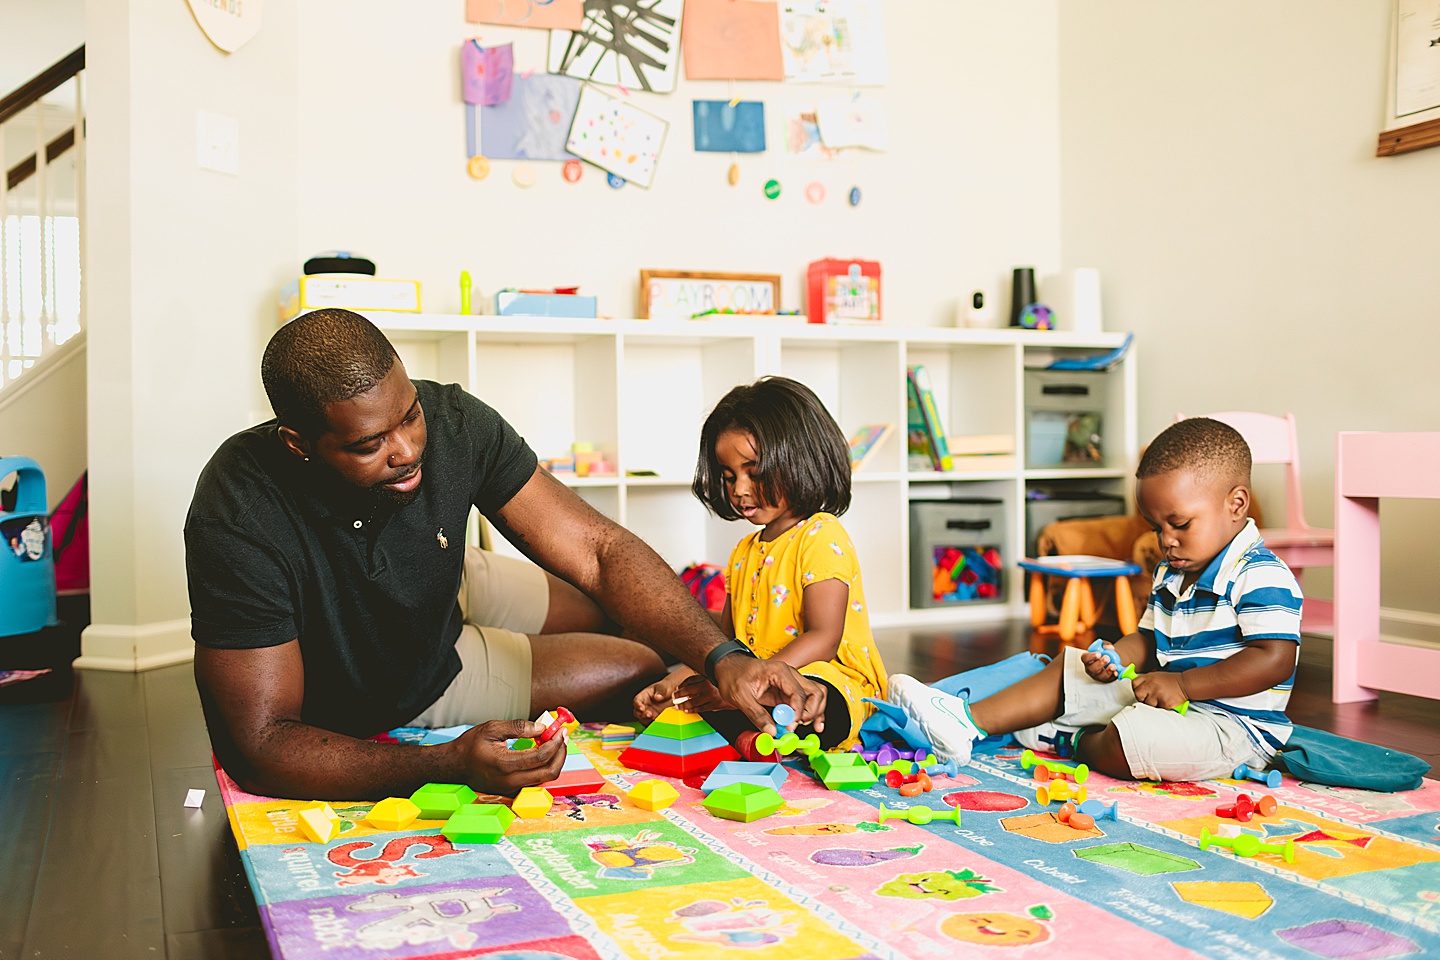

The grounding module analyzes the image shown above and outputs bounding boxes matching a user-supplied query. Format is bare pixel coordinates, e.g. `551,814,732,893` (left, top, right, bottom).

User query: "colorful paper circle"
805,181,826,204
763,179,781,200
466,156,491,180
728,163,740,186
849,186,862,207
607,173,626,189
512,164,536,188
562,160,583,183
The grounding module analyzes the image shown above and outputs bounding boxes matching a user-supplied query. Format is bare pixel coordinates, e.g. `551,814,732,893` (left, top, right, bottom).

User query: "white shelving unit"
371,314,1138,628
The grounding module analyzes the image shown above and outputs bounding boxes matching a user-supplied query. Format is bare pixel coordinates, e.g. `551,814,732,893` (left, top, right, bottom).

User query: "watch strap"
703,639,755,685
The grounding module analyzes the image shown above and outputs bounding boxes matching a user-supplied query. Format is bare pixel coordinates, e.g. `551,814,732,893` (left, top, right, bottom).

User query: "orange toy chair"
1176,412,1333,633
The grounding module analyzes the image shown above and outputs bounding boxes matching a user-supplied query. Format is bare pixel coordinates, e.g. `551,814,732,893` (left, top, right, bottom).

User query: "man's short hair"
261,309,398,438
1136,417,1252,488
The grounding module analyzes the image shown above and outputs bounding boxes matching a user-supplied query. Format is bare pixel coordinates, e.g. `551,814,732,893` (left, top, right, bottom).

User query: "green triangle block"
409,783,479,819
703,782,784,822
820,765,879,790
639,718,717,741
811,751,868,779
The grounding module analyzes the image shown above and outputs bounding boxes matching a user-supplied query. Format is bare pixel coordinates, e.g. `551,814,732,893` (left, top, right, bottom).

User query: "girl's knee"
1078,723,1133,780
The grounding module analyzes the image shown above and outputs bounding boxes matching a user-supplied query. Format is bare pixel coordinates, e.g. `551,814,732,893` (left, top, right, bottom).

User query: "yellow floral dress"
727,512,888,749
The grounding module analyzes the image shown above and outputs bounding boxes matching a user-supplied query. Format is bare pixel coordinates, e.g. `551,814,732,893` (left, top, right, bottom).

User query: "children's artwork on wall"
466,0,584,30
779,0,888,85
473,73,583,161
681,0,784,81
461,40,514,106
548,0,684,94
693,101,766,153
776,104,834,159
566,85,669,188
816,95,889,151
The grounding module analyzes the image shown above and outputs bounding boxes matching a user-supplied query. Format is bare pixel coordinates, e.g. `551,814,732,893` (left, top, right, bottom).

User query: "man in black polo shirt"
186,309,824,800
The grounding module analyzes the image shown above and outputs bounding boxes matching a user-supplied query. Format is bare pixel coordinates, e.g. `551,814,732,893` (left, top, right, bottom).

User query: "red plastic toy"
884,769,934,795
537,707,576,744
1216,792,1277,822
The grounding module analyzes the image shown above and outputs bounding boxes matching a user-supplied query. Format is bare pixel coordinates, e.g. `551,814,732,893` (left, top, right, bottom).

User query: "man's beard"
368,456,425,507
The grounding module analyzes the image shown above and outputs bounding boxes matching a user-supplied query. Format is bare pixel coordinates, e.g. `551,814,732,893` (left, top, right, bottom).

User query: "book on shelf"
947,433,1015,456
905,365,952,471
847,423,895,473
944,454,1017,473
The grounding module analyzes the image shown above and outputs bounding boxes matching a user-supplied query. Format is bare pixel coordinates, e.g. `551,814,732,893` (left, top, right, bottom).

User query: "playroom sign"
639,270,781,320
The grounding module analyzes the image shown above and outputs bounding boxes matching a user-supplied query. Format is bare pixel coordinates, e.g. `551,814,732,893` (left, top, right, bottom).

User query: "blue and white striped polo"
1138,518,1303,757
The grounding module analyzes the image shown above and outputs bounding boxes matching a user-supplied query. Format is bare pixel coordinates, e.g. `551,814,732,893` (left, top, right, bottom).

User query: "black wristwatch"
703,639,756,685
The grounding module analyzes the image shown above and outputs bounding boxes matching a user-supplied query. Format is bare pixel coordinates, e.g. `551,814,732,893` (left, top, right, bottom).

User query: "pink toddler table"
1333,431,1440,703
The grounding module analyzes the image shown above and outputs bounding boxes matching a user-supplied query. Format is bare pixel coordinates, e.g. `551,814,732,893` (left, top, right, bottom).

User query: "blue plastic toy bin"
0,456,59,637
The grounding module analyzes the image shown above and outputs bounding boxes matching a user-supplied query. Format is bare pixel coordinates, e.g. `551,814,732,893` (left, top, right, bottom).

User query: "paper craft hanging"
777,103,835,159
779,0,888,85
548,0,684,94
566,85,668,188
472,73,583,162
466,0,583,30
816,95,889,151
681,0,783,81
461,41,514,107
693,101,766,153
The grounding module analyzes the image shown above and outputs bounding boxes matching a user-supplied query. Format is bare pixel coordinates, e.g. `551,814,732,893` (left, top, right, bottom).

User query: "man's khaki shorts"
406,547,549,728
1021,647,1272,782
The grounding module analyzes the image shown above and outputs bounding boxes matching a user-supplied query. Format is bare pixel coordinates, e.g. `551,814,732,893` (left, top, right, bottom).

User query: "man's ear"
278,425,311,461
1227,484,1251,522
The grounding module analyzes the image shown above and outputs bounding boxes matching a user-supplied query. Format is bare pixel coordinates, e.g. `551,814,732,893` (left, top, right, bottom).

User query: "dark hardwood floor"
2,614,1436,959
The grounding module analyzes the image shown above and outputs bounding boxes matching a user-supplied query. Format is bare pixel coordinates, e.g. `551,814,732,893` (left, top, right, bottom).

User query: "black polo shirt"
185,380,538,738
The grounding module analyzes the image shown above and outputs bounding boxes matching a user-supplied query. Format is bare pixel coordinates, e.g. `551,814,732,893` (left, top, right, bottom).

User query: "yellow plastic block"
651,707,706,727
629,779,680,811
297,802,340,843
366,796,421,831
512,786,554,819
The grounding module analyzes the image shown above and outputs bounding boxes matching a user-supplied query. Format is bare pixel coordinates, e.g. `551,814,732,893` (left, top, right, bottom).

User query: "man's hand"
713,654,826,735
451,719,567,795
1131,671,1190,711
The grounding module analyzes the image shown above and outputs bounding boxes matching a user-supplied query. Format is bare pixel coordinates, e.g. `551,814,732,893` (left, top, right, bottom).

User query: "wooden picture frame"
639,270,782,320
1377,0,1440,157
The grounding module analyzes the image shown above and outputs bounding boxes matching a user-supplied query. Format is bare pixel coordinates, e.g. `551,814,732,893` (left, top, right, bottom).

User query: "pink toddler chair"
1175,412,1333,632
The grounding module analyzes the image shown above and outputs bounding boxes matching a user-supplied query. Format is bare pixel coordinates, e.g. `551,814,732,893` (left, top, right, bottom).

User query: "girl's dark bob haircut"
692,376,852,521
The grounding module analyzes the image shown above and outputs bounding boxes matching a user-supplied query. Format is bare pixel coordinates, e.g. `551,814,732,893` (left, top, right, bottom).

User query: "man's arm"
492,467,824,733
194,640,566,800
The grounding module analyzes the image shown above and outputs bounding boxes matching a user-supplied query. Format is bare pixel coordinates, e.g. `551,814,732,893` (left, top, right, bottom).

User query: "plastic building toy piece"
703,782,784,822
1038,729,1077,759
736,730,781,762
850,744,880,762
885,769,934,792
620,709,741,777
1233,763,1283,789
702,761,789,794
811,751,881,790
366,796,422,831
510,738,537,751
1036,779,1087,806
511,786,554,819
184,788,205,808
754,731,821,757
628,779,680,811
771,703,796,728
1217,792,1278,821
877,803,962,826
540,767,609,796
869,759,914,778
924,759,958,778
297,802,341,843
1055,801,1096,830
410,783,479,819
1021,750,1090,784
1077,799,1120,823
442,803,514,844
535,706,576,744
1199,828,1295,863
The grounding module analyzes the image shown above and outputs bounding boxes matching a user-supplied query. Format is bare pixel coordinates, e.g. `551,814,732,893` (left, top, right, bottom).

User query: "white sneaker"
886,674,987,765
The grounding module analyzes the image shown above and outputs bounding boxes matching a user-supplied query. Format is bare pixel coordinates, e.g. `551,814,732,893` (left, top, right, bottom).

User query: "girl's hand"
1131,671,1189,711
672,673,731,713
633,670,688,720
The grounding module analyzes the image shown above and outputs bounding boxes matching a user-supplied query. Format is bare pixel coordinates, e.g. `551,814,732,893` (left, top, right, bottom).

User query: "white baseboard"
75,618,194,672
1377,606,1440,651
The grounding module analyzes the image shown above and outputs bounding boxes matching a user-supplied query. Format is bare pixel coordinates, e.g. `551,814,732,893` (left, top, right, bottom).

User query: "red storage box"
806,258,881,324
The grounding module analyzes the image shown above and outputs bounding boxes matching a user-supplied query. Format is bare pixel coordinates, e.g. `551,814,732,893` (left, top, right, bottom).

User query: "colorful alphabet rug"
218,725,1440,959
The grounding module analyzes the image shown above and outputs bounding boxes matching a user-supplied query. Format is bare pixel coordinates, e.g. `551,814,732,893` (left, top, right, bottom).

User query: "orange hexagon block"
297,802,341,843
366,796,421,831
628,779,679,811
512,786,554,819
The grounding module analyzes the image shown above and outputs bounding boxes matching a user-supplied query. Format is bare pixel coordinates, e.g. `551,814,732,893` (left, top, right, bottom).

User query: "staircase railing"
0,46,85,392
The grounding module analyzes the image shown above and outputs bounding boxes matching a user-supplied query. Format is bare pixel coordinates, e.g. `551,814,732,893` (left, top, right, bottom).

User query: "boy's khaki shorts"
1025,647,1272,782
406,547,548,728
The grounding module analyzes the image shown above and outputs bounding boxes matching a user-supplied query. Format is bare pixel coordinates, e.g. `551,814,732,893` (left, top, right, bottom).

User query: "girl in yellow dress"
633,377,887,750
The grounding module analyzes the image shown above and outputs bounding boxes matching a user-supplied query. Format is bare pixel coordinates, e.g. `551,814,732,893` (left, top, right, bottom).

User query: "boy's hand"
1131,671,1189,711
1081,645,1120,682
633,670,688,720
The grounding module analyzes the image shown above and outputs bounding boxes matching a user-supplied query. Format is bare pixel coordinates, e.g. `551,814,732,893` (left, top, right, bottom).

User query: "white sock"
886,674,987,765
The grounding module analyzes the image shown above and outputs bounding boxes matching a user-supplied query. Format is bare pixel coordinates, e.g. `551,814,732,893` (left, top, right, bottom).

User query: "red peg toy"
536,707,576,744
736,730,780,762
885,769,933,794
1216,792,1277,822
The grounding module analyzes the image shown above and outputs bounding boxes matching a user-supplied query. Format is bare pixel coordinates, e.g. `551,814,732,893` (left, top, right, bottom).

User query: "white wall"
297,0,1061,326
80,0,299,669
0,336,86,509
1058,0,1440,615
0,0,84,93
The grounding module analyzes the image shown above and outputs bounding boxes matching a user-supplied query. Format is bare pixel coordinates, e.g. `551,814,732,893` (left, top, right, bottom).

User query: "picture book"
846,423,894,472
906,364,953,471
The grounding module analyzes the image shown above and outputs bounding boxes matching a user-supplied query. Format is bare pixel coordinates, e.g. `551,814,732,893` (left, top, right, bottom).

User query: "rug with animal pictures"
217,723,1440,960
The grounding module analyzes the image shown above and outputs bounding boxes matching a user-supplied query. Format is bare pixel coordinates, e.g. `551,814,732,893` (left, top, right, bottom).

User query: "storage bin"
0,457,59,638
1025,489,1127,557
909,499,1006,608
1024,370,1108,468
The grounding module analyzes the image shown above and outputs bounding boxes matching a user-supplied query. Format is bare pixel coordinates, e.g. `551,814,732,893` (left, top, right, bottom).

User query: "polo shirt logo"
437,528,448,549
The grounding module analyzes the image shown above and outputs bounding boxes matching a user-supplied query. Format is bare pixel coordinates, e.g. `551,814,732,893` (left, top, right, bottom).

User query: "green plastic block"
811,751,868,779
409,783,479,819
703,782,784,822
641,719,718,741
442,802,516,843
510,737,537,751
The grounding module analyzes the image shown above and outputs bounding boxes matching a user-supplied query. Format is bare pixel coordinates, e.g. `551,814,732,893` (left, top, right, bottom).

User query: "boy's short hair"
1137,417,1252,488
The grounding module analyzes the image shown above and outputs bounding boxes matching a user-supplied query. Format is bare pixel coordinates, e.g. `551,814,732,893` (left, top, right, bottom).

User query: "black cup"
1010,267,1036,327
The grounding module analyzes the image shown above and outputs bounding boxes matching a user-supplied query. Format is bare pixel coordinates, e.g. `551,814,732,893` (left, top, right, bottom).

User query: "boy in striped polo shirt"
889,418,1303,781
